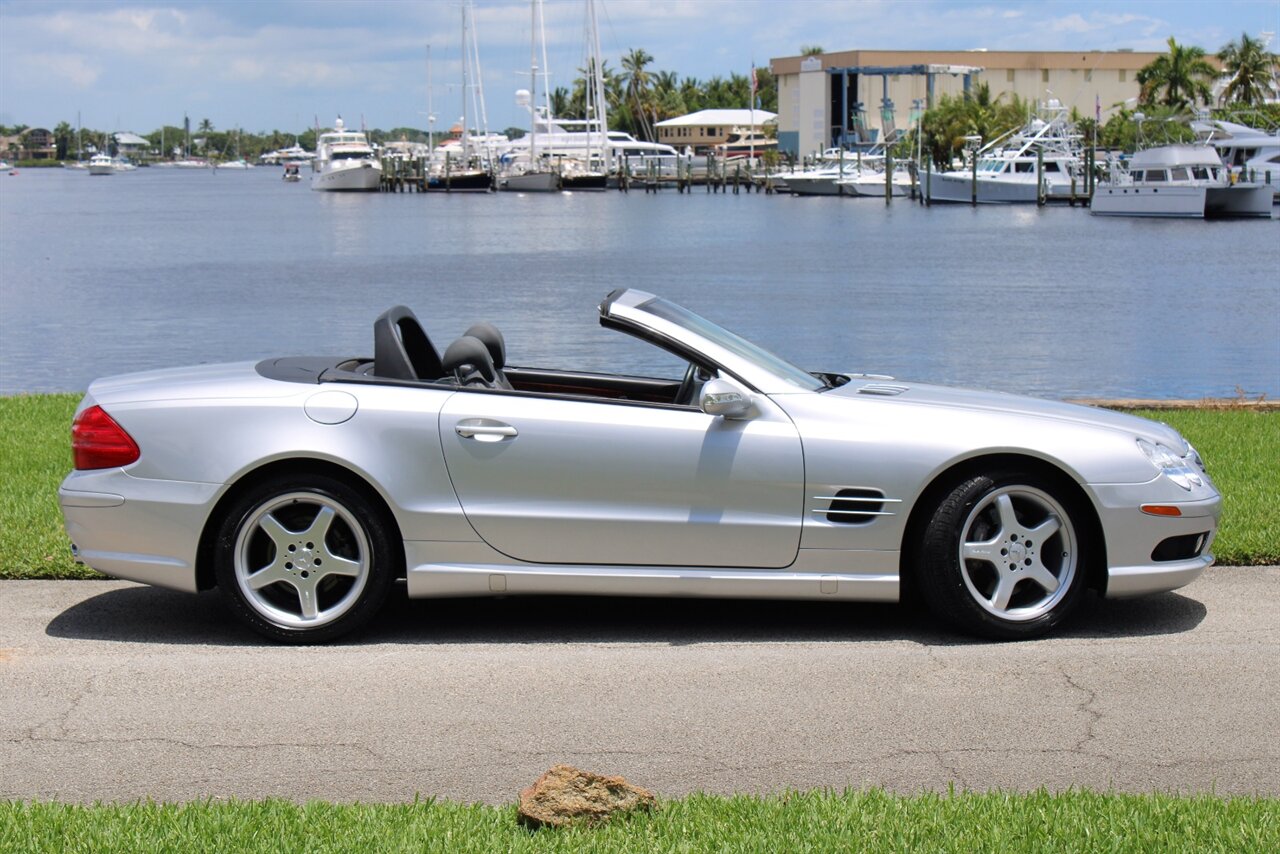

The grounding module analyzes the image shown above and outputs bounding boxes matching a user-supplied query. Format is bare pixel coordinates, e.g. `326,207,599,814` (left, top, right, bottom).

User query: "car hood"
814,378,1188,450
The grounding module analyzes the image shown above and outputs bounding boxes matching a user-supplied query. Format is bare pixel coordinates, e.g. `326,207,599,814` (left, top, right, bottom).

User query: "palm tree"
198,118,214,133
1136,37,1216,110
621,48,654,138
53,121,73,160
1217,32,1279,106
800,45,824,56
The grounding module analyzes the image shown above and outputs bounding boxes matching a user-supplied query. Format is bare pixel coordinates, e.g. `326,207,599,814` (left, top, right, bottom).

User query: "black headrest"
374,305,444,381
464,322,506,369
442,335,496,385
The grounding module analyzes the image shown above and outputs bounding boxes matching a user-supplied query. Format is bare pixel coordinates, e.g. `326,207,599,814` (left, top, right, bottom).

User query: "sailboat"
426,0,494,191
497,0,561,191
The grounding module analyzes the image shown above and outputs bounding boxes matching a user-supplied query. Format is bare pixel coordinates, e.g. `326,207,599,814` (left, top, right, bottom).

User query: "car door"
438,390,804,568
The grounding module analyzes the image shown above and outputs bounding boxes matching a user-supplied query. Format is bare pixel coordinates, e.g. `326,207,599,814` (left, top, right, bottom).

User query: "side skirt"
404,542,899,602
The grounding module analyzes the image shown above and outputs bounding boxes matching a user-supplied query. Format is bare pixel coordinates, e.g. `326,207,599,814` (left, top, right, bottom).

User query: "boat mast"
529,0,539,164
587,0,608,168
426,44,435,159
461,4,470,163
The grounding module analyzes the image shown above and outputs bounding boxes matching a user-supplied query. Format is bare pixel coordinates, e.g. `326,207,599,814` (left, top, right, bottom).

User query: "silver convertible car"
60,290,1220,642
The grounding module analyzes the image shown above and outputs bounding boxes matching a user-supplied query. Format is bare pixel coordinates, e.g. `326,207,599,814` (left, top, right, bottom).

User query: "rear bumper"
59,469,220,593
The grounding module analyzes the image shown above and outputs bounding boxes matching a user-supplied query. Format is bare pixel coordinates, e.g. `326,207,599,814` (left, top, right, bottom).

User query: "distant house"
18,128,56,160
655,109,778,153
114,132,150,157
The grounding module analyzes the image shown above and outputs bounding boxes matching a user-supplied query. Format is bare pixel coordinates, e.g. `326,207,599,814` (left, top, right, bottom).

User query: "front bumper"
1087,482,1221,598
59,468,221,593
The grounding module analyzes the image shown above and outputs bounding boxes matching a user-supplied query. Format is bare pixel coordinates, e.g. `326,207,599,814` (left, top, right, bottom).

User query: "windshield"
638,297,825,391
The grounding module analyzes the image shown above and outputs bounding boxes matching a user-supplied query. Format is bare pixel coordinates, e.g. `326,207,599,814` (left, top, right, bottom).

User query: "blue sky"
1,0,1277,135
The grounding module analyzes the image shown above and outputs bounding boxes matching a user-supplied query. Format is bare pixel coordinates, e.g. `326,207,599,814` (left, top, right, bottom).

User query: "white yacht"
1091,145,1272,218
87,153,115,176
925,102,1083,204
714,127,777,160
311,118,381,192
259,144,315,166
781,163,855,196
1193,118,1280,201
838,164,914,197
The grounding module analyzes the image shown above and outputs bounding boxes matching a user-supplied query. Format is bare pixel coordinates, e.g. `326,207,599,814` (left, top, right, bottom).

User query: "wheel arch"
898,452,1107,601
195,457,406,591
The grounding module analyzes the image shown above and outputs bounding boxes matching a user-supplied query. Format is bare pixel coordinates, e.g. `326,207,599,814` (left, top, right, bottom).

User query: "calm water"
1,166,1277,398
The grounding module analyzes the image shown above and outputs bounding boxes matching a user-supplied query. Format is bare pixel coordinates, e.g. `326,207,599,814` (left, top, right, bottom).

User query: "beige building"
655,109,777,152
770,49,1162,157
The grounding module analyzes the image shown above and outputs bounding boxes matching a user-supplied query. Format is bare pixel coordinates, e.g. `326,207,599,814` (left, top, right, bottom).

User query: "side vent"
857,383,910,396
818,488,894,524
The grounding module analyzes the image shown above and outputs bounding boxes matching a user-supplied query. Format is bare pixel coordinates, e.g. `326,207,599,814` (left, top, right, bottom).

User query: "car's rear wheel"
213,474,394,643
917,471,1087,640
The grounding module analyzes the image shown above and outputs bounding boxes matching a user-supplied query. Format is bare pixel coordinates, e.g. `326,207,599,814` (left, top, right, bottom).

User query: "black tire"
213,473,396,643
916,470,1089,640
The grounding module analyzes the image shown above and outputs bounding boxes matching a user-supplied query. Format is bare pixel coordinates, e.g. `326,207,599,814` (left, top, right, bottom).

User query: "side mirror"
700,378,753,420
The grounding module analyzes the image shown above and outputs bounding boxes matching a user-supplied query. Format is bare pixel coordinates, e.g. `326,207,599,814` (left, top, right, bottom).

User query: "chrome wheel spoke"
317,551,362,579
303,506,337,544
1027,515,1061,543
295,577,320,620
259,512,297,551
247,561,291,591
994,493,1020,536
1025,562,1061,594
962,538,1002,564
991,573,1017,611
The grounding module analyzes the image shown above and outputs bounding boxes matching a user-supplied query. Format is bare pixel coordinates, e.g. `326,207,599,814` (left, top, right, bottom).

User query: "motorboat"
282,164,302,183
259,144,315,165
1090,144,1272,218
87,153,115,176
838,165,914,197
925,101,1084,204
1193,118,1280,202
311,118,381,191
714,127,777,160
215,158,253,170
780,164,853,196
111,158,137,172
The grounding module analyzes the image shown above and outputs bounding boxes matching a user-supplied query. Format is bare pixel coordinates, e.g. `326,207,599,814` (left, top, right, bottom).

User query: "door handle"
455,420,518,441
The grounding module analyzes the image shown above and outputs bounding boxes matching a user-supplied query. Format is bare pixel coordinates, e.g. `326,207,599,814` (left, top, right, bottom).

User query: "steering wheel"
676,363,713,406
675,362,698,406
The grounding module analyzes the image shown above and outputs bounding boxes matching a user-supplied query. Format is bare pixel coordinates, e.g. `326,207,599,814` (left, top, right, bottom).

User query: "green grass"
0,395,1275,579
0,394,94,578
1132,409,1280,565
1,790,1277,853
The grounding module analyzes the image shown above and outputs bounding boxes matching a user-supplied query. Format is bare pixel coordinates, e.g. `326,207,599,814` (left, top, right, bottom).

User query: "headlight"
1137,438,1203,491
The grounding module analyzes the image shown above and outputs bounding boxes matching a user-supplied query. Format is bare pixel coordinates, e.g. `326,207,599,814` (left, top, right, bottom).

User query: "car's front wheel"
917,471,1088,640
213,474,395,643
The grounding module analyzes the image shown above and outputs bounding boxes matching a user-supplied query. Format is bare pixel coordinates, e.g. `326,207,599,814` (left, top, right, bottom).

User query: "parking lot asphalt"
2,567,1277,804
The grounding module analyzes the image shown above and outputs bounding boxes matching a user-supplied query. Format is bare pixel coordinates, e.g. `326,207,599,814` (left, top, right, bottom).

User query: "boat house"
770,48,1163,158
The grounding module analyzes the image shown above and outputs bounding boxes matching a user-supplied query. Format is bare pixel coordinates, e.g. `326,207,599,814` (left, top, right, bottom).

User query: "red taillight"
72,405,140,470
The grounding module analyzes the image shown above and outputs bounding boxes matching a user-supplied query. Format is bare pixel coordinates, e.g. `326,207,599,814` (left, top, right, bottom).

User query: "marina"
1,165,1275,402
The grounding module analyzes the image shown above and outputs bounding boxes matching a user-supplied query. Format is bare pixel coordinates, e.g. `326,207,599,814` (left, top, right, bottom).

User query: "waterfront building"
655,109,777,154
113,133,150,158
1,127,56,161
770,49,1162,158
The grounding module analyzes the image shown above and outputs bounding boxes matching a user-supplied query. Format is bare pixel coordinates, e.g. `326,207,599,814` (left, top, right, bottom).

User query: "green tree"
198,118,214,133
1137,37,1216,110
53,121,73,160
621,47,654,138
800,45,824,56
1217,32,1279,106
